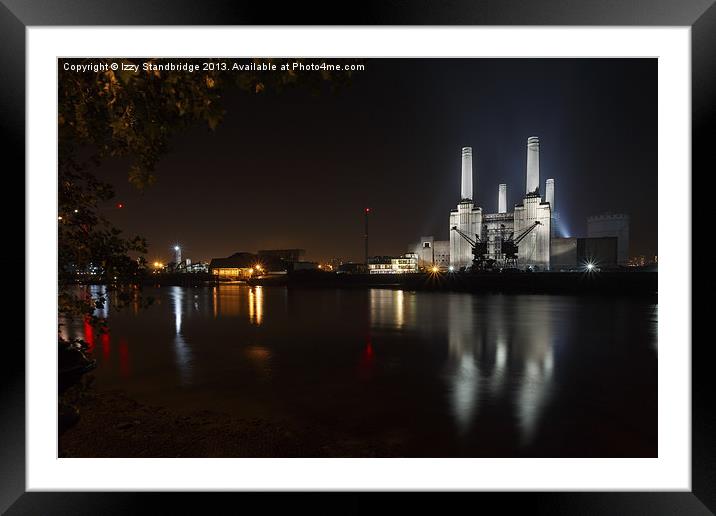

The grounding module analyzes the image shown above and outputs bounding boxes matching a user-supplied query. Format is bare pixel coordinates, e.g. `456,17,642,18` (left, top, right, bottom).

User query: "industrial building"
551,236,618,271
368,254,419,274
411,236,450,271
449,137,553,270
209,252,287,280
587,213,630,265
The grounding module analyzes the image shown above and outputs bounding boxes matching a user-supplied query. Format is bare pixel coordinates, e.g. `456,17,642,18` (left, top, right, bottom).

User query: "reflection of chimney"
461,147,473,200
526,137,539,195
498,184,507,213
545,178,555,210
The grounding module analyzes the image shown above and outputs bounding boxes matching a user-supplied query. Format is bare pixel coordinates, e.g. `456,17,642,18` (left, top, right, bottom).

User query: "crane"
500,221,541,267
451,226,490,270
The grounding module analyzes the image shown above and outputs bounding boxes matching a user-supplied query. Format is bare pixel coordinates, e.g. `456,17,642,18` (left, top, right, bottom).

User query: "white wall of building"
513,195,551,269
450,201,482,270
368,254,418,274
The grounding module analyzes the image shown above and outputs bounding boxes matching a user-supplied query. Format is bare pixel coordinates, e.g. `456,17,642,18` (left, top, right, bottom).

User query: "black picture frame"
3,0,708,513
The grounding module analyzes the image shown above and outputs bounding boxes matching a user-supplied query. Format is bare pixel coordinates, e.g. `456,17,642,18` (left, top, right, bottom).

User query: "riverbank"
251,270,658,295
59,382,397,458
135,270,658,296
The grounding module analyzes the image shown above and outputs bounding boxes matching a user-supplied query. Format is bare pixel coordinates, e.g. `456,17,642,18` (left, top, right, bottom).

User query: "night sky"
97,58,657,264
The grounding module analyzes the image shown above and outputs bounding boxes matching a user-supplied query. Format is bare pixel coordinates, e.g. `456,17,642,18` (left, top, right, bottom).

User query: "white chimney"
545,178,555,210
461,147,473,201
498,184,507,213
526,136,540,195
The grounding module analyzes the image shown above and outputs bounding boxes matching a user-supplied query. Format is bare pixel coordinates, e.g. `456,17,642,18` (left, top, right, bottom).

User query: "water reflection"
249,287,264,325
446,295,481,435
368,290,555,445
212,285,265,324
67,285,656,456
171,286,192,385
369,289,416,330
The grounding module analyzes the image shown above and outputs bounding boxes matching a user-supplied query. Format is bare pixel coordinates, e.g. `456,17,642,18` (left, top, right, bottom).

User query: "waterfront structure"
368,254,419,274
551,236,618,270
174,259,209,273
449,147,482,270
587,213,630,265
513,192,551,270
411,236,450,270
210,252,287,280
449,137,552,270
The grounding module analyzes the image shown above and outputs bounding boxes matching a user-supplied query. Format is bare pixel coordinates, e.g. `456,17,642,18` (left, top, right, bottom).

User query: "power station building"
449,137,553,270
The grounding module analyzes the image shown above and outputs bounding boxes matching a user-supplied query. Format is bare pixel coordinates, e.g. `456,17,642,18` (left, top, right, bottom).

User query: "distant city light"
431,266,439,273
116,203,124,209
448,266,455,272
174,245,180,251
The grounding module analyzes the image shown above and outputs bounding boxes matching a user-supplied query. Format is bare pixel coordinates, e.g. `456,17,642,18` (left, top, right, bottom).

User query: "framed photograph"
5,0,709,512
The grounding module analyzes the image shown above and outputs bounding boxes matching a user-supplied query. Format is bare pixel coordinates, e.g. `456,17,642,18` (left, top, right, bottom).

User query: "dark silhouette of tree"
58,58,359,352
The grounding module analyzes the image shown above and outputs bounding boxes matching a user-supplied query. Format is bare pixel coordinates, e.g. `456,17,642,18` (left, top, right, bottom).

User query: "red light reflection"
83,318,95,352
358,336,375,380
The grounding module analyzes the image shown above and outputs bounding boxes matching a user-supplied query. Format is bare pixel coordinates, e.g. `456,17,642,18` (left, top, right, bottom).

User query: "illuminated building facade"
449,137,553,270
209,252,286,280
449,147,482,270
411,236,450,271
367,254,419,274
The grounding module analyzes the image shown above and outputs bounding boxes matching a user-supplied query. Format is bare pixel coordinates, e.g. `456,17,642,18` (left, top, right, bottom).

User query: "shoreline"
76,270,658,296
59,382,398,458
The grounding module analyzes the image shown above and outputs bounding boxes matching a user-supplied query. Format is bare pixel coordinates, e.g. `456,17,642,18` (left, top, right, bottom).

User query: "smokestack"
498,184,507,213
461,147,473,200
545,178,555,211
526,136,539,195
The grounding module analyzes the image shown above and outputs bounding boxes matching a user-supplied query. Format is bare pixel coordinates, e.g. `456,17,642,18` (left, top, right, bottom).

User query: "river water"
62,285,657,457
